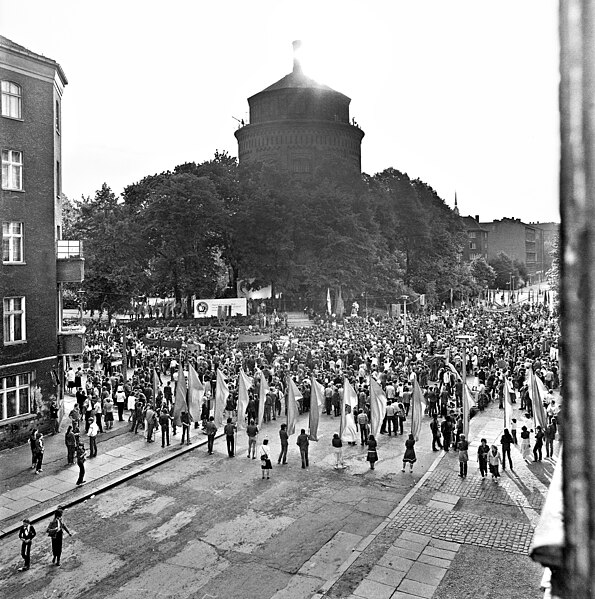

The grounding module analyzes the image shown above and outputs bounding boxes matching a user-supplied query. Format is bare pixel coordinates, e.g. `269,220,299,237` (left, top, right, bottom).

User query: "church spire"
453,191,460,216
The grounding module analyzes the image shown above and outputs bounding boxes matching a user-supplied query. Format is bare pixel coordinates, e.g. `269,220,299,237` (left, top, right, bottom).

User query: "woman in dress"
520,426,532,461
259,437,272,480
457,434,469,478
367,434,378,470
402,433,417,473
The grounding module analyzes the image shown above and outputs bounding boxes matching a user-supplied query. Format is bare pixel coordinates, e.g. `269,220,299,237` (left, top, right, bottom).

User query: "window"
55,99,60,133
469,242,477,250
1,81,22,119
2,150,23,190
56,160,61,197
3,297,26,343
1,373,31,421
468,231,477,238
2,222,23,263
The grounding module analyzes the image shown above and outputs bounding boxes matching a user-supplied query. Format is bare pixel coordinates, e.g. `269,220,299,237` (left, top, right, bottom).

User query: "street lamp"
77,288,85,326
456,334,474,438
401,295,409,337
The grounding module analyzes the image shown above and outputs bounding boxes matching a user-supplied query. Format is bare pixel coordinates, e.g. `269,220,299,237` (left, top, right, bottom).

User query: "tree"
488,252,517,289
69,184,147,315
470,257,497,289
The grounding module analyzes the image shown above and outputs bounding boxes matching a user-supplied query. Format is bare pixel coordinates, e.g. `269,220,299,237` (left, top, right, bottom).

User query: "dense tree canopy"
68,153,503,311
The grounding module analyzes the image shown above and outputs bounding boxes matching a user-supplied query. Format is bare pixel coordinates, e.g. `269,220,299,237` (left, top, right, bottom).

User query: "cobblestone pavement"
388,504,533,554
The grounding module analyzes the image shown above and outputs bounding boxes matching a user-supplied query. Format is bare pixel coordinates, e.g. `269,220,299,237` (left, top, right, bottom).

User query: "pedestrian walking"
511,418,518,444
34,433,44,474
296,428,309,469
69,404,81,434
75,439,86,486
205,416,217,455
357,409,369,445
88,419,98,458
457,434,469,477
500,428,514,470
533,425,544,462
180,410,191,445
488,445,502,481
477,438,490,478
65,425,77,464
259,438,272,479
367,434,378,470
224,417,236,457
159,408,172,447
332,433,344,469
246,419,258,458
46,509,72,566
520,426,532,461
277,423,288,464
402,433,417,473
17,518,36,571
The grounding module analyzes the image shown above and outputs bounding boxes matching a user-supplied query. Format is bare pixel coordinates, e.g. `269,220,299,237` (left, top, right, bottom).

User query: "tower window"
1,81,22,119
1,149,23,190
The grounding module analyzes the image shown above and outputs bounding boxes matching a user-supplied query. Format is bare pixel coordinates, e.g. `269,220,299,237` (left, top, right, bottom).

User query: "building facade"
480,217,545,279
532,221,560,272
460,215,489,262
0,36,83,448
235,41,364,175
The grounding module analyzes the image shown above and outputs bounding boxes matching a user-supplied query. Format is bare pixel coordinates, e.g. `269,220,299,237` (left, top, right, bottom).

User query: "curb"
0,431,225,540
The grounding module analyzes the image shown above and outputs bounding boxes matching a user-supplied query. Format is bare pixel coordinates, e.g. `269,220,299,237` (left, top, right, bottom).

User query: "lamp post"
456,334,474,438
401,295,409,337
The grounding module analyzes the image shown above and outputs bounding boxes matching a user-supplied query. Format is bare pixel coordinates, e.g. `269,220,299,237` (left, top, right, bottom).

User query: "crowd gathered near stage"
35,296,561,485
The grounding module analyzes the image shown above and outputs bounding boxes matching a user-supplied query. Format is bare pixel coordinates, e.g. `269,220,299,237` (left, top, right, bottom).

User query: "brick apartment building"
460,215,489,262
480,217,546,280
235,41,365,175
0,36,83,448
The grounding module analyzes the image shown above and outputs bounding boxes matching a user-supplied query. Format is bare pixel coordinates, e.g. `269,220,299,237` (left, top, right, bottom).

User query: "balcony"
56,240,85,283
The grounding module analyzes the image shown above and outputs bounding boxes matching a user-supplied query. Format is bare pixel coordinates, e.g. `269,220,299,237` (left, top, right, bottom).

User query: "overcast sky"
1,0,560,223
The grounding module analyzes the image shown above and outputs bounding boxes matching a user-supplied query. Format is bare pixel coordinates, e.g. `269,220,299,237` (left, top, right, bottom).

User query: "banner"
237,279,272,300
237,368,252,430
341,378,358,443
187,363,204,423
173,365,188,426
369,377,387,439
286,376,302,436
238,333,271,344
309,377,324,441
258,371,269,427
193,298,247,319
411,375,427,442
214,369,229,428
503,378,513,433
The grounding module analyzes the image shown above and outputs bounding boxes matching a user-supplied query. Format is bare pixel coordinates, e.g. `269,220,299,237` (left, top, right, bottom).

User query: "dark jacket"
296,433,309,449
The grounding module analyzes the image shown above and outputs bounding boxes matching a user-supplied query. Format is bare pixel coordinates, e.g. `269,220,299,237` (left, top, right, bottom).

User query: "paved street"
0,393,554,599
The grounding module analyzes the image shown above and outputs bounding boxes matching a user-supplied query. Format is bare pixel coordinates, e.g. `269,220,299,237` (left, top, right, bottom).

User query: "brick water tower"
235,41,364,175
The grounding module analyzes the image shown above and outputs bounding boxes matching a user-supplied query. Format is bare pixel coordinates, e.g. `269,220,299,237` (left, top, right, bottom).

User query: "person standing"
49,398,60,435
34,433,44,474
402,434,417,473
296,428,309,469
533,425,545,462
488,445,502,481
457,434,469,478
332,433,344,469
511,418,518,444
46,509,72,566
88,419,98,458
224,417,236,457
401,385,411,416
395,401,406,436
18,518,36,571
367,434,378,470
75,439,86,486
430,415,443,451
500,428,514,470
520,426,532,461
28,428,38,469
545,419,556,458
477,438,490,478
65,425,77,465
103,395,114,430
246,419,258,459
277,423,288,464
259,438,272,479
115,385,126,421
357,409,369,445
205,416,217,455
441,416,453,452
159,408,172,447
180,410,191,445
145,404,156,443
